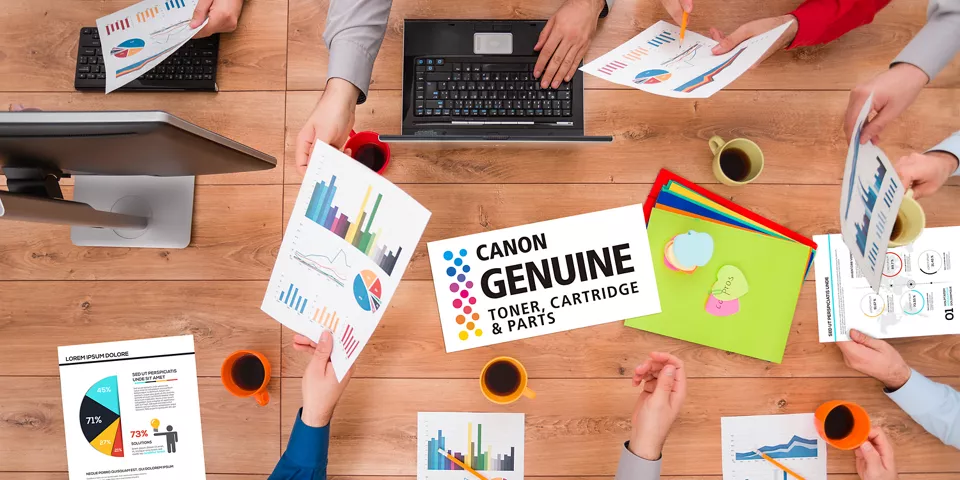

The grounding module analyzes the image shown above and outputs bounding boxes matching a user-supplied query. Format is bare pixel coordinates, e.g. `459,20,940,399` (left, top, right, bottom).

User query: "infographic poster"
815,228,960,342
581,20,793,98
58,336,206,480
418,412,525,480
97,0,207,92
721,413,827,480
262,142,431,380
427,204,660,352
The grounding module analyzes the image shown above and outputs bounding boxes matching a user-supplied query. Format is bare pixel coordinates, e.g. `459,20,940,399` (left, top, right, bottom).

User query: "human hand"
628,352,687,460
296,78,360,174
709,15,797,62
837,329,911,391
8,104,41,112
855,428,899,480
295,331,354,427
660,0,693,25
534,0,606,89
845,63,929,144
190,0,244,38
895,151,959,199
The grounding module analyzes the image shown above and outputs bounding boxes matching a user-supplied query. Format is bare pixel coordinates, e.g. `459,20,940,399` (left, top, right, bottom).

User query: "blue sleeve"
268,408,331,480
886,369,960,449
926,131,960,177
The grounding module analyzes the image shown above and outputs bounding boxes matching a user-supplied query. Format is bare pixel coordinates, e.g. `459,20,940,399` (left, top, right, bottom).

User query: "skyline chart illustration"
735,435,819,461
427,425,517,472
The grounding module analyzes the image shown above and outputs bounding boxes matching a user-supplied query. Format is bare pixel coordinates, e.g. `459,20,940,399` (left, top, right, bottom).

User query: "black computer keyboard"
74,27,219,92
414,56,573,120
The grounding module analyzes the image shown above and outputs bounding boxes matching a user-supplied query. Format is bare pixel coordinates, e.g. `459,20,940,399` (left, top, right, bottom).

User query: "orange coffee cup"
221,350,271,406
480,356,536,404
815,400,870,449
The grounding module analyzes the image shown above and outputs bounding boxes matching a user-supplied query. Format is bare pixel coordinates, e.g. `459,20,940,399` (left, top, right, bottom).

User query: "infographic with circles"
815,227,959,342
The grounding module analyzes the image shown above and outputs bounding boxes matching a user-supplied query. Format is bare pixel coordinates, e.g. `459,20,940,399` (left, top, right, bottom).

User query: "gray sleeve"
323,0,393,104
925,130,960,177
614,442,662,480
892,0,960,80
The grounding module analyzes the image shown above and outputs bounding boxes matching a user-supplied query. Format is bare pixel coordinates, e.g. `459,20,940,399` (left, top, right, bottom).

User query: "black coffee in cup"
719,148,752,182
824,404,855,440
483,360,521,396
354,144,387,172
232,354,266,391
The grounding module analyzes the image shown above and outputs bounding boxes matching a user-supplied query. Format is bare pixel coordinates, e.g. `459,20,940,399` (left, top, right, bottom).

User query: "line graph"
735,435,819,461
661,43,703,69
293,249,352,287
674,47,745,93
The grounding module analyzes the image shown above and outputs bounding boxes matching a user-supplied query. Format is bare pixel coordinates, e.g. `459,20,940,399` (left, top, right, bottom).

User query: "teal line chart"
293,249,352,287
674,47,746,93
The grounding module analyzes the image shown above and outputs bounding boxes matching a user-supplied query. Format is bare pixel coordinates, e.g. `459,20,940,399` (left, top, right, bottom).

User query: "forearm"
324,0,393,104
268,409,332,480
926,131,960,177
615,442,662,480
886,369,960,449
892,0,960,80
788,0,892,48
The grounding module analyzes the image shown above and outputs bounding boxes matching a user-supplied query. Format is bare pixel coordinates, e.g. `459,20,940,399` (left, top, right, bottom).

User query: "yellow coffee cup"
709,135,764,186
480,356,536,404
889,189,926,247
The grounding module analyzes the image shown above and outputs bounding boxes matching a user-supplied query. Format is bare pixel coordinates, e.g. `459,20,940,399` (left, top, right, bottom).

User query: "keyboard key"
78,65,91,73
82,48,95,56
436,59,444,65
452,63,462,72
79,56,88,64
97,73,106,79
426,72,451,81
426,65,434,71
558,91,571,100
426,59,433,65
563,109,572,116
416,108,424,116
77,73,87,79
417,59,424,65
426,100,443,109
81,27,93,34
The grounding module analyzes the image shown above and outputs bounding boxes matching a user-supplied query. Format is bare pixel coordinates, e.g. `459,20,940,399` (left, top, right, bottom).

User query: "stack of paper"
624,170,815,363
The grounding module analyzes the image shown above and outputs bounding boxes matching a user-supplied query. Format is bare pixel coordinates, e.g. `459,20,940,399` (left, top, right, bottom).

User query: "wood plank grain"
0,0,287,92
283,183,960,282
286,0,960,92
280,377,960,476
0,377,280,474
0,92,284,185
2,475,952,480
0,281,280,377
284,89,960,185
280,280,960,380
0,476,267,480
0,185,281,281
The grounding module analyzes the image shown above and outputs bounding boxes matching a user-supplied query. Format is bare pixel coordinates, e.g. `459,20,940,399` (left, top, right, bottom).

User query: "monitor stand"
71,175,195,249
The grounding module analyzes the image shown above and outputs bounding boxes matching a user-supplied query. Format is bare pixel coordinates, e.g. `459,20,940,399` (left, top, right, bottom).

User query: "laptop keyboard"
414,57,573,122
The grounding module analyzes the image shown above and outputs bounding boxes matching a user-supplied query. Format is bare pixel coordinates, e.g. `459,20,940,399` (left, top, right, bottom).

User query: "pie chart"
110,38,145,58
633,69,672,84
80,375,124,457
353,269,383,313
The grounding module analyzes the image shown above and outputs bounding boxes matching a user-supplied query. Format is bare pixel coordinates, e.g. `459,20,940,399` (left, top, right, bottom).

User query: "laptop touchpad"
474,33,513,54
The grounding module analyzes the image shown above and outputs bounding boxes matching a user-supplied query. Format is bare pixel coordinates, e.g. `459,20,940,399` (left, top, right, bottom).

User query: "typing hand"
709,15,797,62
628,352,687,460
534,0,606,89
895,151,959,199
190,0,244,38
856,428,899,480
837,329,911,391
296,78,360,174
295,331,354,428
660,0,693,25
844,63,929,144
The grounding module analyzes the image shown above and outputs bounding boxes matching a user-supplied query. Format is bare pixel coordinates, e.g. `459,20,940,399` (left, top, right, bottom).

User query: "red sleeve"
787,0,892,49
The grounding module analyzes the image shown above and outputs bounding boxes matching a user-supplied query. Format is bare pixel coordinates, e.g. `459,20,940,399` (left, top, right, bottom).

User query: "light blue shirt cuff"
886,369,942,412
925,131,960,177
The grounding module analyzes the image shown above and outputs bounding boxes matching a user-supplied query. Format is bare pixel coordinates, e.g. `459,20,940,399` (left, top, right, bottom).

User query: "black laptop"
380,20,612,143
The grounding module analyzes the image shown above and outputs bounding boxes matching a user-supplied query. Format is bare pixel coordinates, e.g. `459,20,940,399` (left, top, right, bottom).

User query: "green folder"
625,208,811,363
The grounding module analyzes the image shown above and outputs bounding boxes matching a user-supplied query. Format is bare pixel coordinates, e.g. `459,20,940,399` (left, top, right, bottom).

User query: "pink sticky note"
705,294,739,316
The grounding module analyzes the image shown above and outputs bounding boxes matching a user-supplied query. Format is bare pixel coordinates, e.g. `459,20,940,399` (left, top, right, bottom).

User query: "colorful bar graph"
278,283,308,314
426,425,516,471
647,31,676,48
305,175,403,276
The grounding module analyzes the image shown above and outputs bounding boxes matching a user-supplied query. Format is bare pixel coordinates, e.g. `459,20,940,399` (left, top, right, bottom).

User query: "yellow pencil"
437,448,490,480
679,11,689,47
755,450,807,480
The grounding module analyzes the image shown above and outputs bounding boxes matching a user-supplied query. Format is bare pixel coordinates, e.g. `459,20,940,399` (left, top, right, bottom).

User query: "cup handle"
254,390,270,406
349,129,357,137
905,188,915,200
522,386,536,400
708,136,725,155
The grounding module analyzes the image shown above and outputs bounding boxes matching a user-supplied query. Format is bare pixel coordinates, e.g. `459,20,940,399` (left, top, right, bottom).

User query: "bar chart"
427,428,516,471
304,174,403,276
647,31,675,48
623,47,649,62
419,412,524,480
278,283,308,314
312,305,341,332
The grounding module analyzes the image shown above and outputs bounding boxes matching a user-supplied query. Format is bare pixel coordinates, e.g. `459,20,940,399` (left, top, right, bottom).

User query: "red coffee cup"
343,130,390,174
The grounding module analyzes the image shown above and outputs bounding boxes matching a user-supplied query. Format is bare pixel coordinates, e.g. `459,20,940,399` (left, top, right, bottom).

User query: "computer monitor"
0,111,276,248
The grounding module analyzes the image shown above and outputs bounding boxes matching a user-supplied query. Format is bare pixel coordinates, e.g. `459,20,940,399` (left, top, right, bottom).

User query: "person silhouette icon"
153,425,179,453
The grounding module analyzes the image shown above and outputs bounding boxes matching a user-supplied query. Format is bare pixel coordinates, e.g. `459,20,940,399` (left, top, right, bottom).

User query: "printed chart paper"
262,142,431,380
722,414,827,480
97,0,207,93
581,20,793,98
58,336,206,480
839,92,905,291
428,204,660,352
418,412,524,480
815,228,960,342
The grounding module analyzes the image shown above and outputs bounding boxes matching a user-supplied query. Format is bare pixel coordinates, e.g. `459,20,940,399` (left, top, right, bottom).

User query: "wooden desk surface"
2,0,960,477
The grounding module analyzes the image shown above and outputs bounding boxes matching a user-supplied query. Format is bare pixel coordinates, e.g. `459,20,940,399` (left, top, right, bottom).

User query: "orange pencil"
679,11,689,47
437,448,490,480
755,450,807,480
